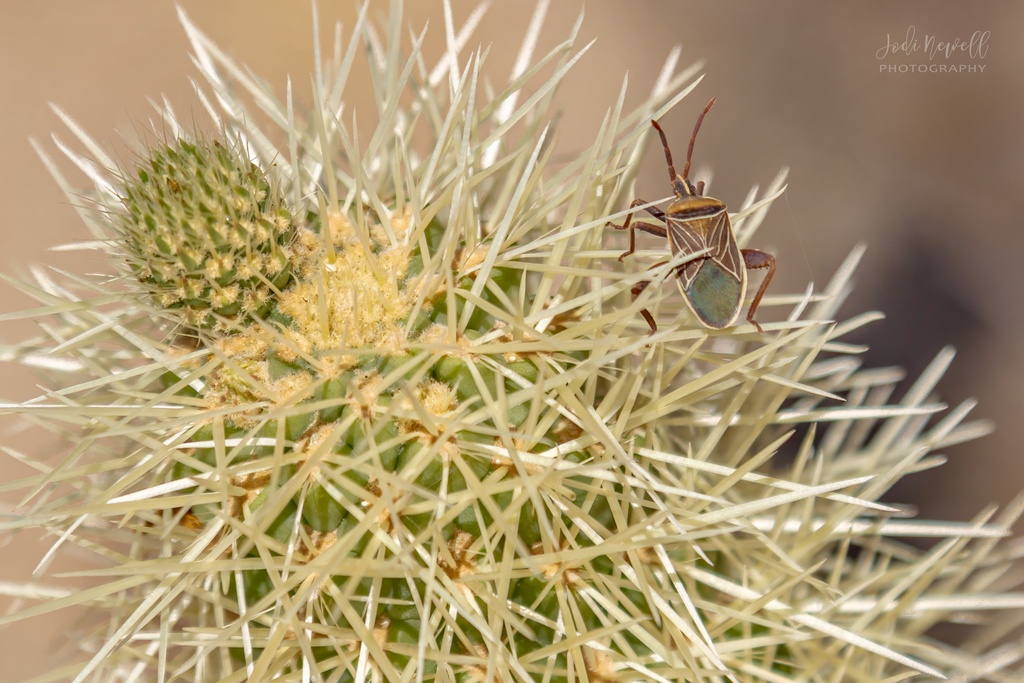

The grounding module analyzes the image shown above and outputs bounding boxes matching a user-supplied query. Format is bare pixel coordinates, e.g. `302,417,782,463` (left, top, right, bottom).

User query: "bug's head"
652,97,716,200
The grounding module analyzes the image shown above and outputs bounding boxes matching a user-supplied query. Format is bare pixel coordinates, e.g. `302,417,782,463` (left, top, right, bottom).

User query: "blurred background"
1,1,1021,676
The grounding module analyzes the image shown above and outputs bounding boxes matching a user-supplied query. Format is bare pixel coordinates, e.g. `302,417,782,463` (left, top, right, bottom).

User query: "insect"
610,98,776,334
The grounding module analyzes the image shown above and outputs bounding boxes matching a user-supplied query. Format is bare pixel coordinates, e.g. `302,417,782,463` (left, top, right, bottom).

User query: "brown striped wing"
667,211,743,291
708,211,743,282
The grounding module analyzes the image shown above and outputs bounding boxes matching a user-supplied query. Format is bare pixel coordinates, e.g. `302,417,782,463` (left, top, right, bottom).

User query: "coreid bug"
610,98,776,334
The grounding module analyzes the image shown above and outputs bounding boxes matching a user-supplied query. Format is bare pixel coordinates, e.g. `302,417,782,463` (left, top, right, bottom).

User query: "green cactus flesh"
116,138,295,330
158,206,666,680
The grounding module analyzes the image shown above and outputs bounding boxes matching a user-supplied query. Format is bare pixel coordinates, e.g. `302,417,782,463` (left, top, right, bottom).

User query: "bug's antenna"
684,97,717,181
651,119,689,198
650,120,677,182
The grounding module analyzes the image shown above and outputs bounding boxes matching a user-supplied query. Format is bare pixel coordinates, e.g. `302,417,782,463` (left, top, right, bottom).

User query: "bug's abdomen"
684,259,744,328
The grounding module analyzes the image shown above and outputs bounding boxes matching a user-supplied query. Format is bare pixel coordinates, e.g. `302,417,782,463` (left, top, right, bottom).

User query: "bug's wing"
667,221,706,289
708,212,743,283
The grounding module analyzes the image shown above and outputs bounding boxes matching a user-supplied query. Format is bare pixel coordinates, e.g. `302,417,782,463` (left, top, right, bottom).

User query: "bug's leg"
618,198,667,221
617,221,668,262
631,280,659,335
741,249,776,334
696,180,705,196
621,197,668,222
640,204,668,222
607,199,668,261
630,260,669,335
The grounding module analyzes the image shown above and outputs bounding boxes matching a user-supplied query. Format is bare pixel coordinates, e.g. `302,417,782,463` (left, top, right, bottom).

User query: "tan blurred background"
2,1,1022,677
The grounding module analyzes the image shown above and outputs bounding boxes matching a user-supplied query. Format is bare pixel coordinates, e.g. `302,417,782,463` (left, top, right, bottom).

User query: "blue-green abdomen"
684,259,744,329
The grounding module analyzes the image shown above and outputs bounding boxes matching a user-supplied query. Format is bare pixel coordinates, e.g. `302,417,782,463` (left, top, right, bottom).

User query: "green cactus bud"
115,137,296,331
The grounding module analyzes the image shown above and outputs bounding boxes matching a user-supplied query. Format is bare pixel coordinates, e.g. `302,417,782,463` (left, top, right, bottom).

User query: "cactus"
3,4,1023,683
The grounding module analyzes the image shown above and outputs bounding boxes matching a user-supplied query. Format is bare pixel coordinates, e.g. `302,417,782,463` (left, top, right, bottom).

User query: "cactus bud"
115,138,295,331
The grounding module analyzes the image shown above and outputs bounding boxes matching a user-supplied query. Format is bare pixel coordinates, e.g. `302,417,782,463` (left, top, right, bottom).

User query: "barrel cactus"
2,4,1022,683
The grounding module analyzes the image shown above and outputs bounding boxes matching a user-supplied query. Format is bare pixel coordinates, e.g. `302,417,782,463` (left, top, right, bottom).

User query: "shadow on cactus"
1,3,1022,683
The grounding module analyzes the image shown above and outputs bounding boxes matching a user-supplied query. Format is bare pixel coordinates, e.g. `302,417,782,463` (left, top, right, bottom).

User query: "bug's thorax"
665,195,727,225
